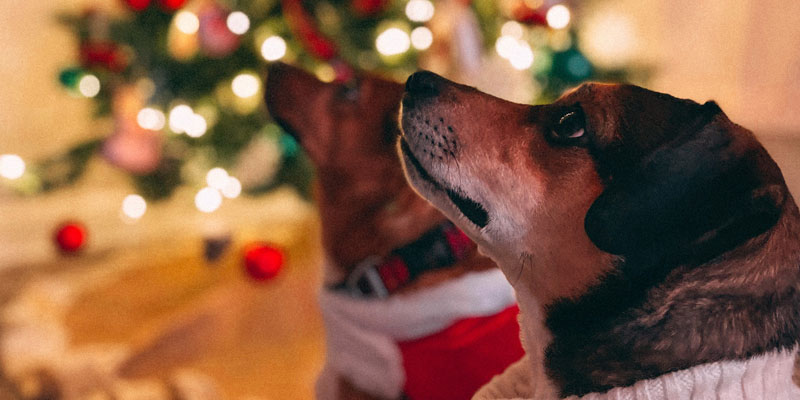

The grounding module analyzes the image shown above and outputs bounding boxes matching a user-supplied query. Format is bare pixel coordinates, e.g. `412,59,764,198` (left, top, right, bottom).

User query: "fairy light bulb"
137,107,166,131
405,0,435,22
195,187,223,213
78,74,101,98
410,27,433,50
232,73,260,98
221,176,242,199
206,167,229,190
509,42,535,70
226,11,250,35
122,194,147,219
184,113,208,138
546,5,571,29
261,36,287,61
175,11,200,34
0,154,25,179
376,28,410,56
168,104,193,133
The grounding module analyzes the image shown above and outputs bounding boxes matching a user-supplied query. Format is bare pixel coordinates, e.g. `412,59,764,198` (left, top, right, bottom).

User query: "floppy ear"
584,105,787,262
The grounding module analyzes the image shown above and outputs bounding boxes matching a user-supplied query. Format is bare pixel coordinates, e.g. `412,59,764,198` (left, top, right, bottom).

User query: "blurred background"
1,0,798,399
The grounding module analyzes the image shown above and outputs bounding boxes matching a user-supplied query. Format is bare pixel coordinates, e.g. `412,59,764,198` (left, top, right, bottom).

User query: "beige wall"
1,0,799,163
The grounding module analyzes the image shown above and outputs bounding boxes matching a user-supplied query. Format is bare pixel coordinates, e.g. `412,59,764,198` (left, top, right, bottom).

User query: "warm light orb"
405,0,435,22
546,5,571,29
206,167,230,190
315,64,336,83
122,194,147,219
168,104,194,133
175,11,200,34
501,21,524,39
580,10,637,69
0,154,25,180
509,41,535,70
78,74,101,98
376,28,410,56
137,107,166,131
184,113,208,138
221,176,242,199
495,36,518,59
410,27,433,50
226,11,250,35
195,187,223,213
261,36,287,61
231,73,260,98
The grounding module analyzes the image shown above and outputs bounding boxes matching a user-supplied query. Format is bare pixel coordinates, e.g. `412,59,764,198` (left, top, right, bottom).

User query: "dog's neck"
488,201,800,398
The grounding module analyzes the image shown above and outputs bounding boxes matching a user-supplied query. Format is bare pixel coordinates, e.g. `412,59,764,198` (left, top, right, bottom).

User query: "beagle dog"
265,64,524,400
398,71,800,399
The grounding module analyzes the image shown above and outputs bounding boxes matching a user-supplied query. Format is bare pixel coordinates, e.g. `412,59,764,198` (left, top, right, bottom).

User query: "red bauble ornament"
122,0,151,11
198,4,241,58
351,0,390,16
513,4,547,26
282,0,338,61
54,222,87,253
158,0,187,11
243,242,284,281
80,42,128,73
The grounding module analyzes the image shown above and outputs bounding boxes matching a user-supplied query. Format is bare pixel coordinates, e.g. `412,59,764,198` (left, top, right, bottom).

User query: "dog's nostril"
405,70,442,98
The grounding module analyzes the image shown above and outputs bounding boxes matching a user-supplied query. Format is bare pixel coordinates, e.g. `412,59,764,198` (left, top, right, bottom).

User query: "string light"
261,36,287,61
546,5,571,29
226,11,250,35
221,176,242,199
122,194,147,219
0,154,25,180
501,21,524,39
315,64,336,83
184,114,208,138
495,36,534,70
175,11,200,34
137,107,166,131
376,28,410,56
78,74,101,98
206,167,230,190
410,27,433,50
509,42,534,70
405,0,435,22
232,73,261,98
168,104,194,133
195,187,223,213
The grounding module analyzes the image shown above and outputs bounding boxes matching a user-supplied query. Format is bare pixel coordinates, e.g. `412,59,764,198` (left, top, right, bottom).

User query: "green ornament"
279,132,299,158
58,67,84,89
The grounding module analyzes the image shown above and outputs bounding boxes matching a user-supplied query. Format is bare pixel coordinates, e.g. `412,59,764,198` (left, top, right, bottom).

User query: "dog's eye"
553,108,585,139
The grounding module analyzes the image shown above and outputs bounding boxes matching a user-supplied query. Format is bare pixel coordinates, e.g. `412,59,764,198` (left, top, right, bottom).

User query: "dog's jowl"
399,71,800,399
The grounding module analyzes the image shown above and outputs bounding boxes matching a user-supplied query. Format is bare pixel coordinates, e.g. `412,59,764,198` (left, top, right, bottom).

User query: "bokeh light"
405,0,435,22
122,194,147,219
376,28,410,56
232,73,260,98
195,187,223,213
411,27,433,50
0,154,25,180
261,36,287,61
78,74,101,98
175,11,200,34
226,11,250,35
137,107,166,131
546,5,571,29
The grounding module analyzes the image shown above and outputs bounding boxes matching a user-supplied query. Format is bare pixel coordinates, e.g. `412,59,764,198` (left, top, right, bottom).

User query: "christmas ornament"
54,221,87,253
102,86,163,175
80,42,128,72
158,0,187,12
243,242,284,281
58,67,84,89
122,0,151,12
352,0,390,16
282,0,337,60
198,3,240,58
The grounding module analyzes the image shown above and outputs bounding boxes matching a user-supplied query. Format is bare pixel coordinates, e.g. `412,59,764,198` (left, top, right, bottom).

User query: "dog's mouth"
400,139,489,228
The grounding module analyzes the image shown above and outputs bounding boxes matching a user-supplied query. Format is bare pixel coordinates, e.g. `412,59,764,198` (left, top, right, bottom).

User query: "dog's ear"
584,103,787,262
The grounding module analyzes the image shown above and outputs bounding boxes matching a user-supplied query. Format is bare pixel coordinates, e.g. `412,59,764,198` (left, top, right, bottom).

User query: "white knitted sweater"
474,347,800,400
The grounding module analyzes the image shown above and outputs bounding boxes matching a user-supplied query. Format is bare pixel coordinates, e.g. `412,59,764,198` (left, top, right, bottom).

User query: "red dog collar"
332,222,476,298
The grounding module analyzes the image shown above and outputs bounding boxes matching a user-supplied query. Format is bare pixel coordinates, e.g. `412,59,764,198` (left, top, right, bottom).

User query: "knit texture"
474,347,800,400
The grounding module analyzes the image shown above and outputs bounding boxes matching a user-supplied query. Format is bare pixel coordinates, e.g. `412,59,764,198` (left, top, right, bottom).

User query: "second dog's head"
265,63,448,277
399,71,788,304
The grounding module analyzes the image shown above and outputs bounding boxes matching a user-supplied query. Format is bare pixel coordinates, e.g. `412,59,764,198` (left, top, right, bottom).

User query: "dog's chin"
399,138,489,230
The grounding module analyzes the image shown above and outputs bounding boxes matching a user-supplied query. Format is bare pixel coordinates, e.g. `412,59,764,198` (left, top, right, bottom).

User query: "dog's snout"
405,71,443,99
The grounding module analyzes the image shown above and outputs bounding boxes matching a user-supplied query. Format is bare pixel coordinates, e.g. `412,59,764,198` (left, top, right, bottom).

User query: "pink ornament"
198,4,240,58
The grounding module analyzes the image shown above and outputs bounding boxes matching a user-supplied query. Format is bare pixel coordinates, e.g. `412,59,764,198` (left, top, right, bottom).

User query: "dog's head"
265,63,449,274
399,71,789,303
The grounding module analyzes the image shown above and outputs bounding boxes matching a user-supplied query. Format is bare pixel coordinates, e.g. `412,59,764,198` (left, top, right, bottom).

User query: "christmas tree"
1,0,644,208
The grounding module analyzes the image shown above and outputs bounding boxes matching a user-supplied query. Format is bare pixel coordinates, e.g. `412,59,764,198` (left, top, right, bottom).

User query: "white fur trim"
475,347,800,400
317,268,516,399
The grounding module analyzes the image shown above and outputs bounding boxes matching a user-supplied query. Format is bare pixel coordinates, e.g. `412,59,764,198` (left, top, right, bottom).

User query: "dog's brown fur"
399,72,800,397
265,64,497,399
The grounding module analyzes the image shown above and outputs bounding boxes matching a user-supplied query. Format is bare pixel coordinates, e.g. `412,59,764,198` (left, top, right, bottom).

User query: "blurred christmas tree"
1,0,646,204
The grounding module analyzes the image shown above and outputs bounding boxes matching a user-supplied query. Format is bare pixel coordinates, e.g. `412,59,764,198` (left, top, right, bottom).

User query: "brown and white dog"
398,71,800,399
265,64,524,400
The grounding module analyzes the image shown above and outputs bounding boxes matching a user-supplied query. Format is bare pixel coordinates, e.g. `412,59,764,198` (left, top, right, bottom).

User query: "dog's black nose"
405,70,442,98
